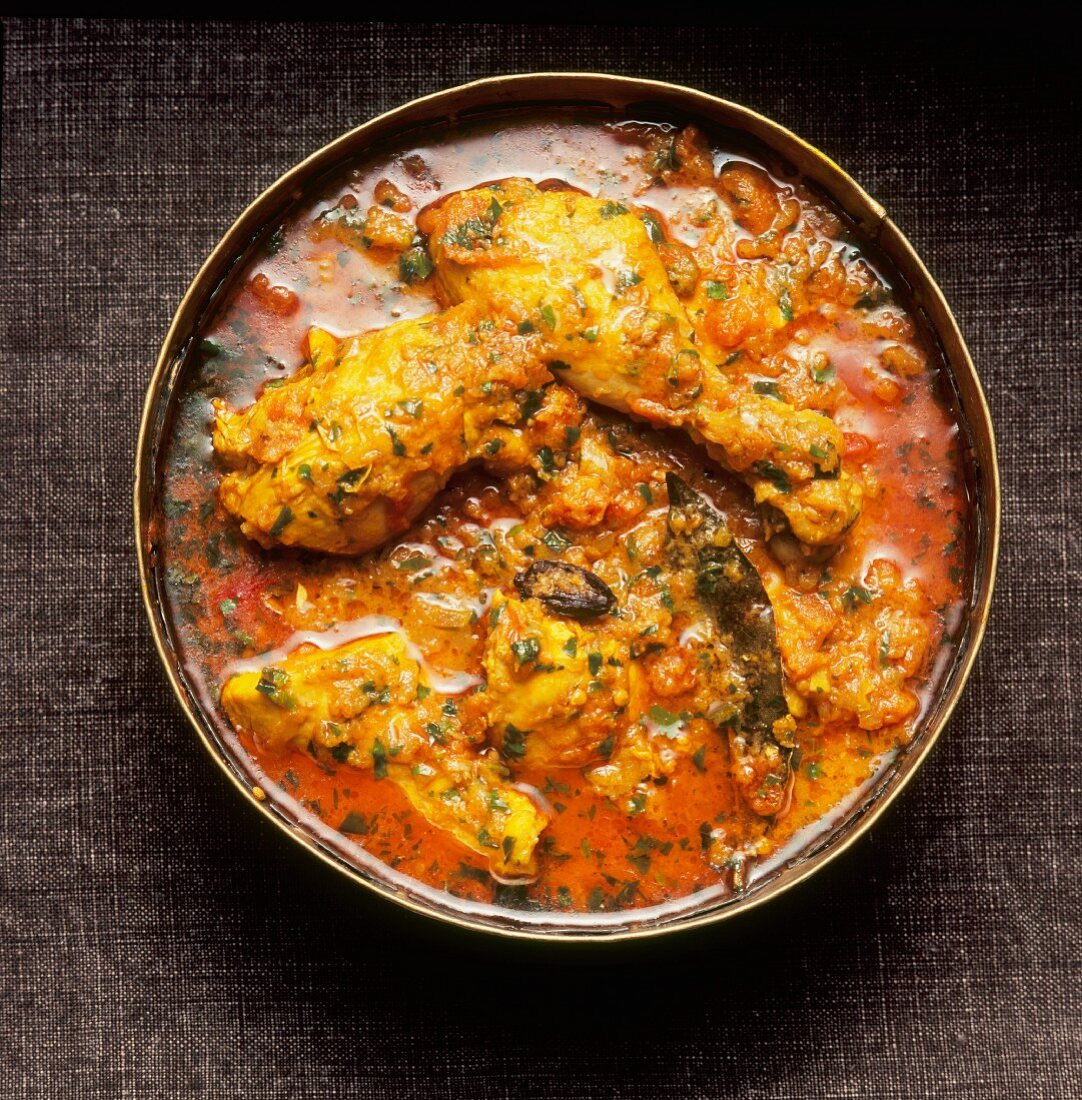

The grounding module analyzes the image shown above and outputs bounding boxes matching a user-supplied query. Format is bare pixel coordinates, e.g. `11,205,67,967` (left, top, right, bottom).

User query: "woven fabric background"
1,18,1078,1099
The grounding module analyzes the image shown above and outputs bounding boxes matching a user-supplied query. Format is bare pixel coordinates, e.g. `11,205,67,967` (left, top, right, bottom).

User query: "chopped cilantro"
542,528,572,553
371,739,388,780
268,506,294,538
398,246,434,284
511,638,541,666
503,724,528,760
842,585,874,612
386,427,406,456
339,811,370,835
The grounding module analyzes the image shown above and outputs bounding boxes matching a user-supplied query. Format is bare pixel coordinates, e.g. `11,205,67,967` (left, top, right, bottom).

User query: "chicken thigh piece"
420,179,861,546
213,302,552,555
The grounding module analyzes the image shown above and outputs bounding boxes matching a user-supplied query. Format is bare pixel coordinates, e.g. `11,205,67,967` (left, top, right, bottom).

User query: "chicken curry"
158,112,972,916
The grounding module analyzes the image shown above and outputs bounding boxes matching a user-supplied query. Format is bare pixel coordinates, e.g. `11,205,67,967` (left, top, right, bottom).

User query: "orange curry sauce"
158,112,972,916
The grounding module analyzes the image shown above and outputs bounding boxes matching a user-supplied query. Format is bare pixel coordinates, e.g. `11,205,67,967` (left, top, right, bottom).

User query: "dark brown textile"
1,18,1078,1099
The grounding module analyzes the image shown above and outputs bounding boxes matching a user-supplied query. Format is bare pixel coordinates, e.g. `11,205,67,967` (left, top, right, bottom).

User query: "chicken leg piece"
420,179,861,546
213,302,552,555
221,631,549,879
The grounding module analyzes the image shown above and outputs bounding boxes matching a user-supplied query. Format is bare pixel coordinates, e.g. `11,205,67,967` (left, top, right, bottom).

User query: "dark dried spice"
665,475,794,815
514,561,616,620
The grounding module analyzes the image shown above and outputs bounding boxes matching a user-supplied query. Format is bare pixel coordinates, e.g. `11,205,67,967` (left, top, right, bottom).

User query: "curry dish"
159,113,972,915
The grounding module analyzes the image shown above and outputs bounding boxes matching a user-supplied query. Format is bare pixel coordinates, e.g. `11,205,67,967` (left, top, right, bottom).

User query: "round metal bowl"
135,73,999,941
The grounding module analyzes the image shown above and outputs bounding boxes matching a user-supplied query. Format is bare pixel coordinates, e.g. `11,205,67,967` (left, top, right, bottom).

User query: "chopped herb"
398,398,423,419
648,704,680,729
484,438,504,456
588,652,603,676
518,389,545,420
692,745,707,772
503,724,528,760
396,553,431,573
651,138,680,173
329,466,370,505
339,811,370,835
538,446,556,474
386,427,406,456
441,216,495,251
640,212,664,243
705,280,729,300
511,637,541,666
268,506,294,538
266,225,285,255
541,528,572,553
517,320,535,335
599,200,629,218
371,739,388,780
778,289,794,322
615,270,643,293
638,483,654,505
753,460,792,494
627,849,651,875
255,667,287,696
842,585,874,612
539,304,557,330
753,380,782,399
813,360,836,384
297,463,312,482
219,598,236,615
398,245,434,284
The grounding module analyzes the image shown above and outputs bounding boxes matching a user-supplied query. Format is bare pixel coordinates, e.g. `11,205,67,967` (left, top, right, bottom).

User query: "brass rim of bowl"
134,73,1001,942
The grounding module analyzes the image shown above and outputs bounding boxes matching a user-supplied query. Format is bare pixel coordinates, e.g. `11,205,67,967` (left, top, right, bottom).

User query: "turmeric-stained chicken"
480,510,794,822
213,303,553,554
221,632,549,879
420,178,861,546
